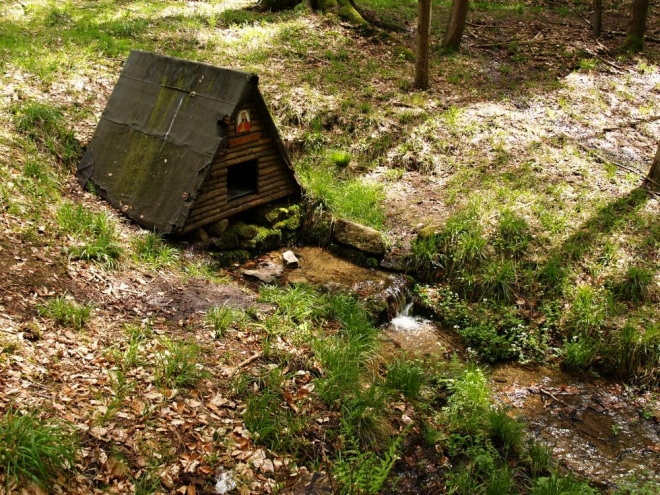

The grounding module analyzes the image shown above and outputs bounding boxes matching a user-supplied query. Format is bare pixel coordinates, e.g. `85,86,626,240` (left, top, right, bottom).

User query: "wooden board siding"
183,98,299,233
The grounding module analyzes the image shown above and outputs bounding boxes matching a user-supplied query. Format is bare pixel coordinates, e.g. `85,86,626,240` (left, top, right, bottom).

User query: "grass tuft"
155,339,207,389
205,305,246,338
38,296,92,330
57,202,123,268
12,101,82,168
0,409,78,491
132,231,180,267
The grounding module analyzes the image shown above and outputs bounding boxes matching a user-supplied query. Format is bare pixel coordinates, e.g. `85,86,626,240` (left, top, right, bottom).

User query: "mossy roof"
77,50,290,234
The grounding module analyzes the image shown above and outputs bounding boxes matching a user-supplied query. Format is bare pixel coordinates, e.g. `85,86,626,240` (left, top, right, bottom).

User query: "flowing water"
271,247,660,488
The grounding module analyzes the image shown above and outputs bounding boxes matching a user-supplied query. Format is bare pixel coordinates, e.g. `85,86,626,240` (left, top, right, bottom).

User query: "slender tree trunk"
442,0,469,50
621,0,650,52
415,0,432,89
647,143,660,188
591,0,602,38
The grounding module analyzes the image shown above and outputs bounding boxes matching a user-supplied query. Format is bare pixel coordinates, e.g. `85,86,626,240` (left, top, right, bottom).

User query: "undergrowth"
0,409,78,491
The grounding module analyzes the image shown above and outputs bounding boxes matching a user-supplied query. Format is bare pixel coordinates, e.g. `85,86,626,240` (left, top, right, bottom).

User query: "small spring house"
77,50,301,235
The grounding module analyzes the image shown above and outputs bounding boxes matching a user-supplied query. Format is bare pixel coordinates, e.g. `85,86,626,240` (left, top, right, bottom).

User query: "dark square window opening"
227,160,258,200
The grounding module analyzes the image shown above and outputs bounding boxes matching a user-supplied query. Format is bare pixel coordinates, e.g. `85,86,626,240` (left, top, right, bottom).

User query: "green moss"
265,207,290,225
254,226,282,251
213,249,251,267
227,221,259,240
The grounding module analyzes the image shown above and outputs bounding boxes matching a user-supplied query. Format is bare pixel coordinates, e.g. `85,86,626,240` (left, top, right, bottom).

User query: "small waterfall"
387,286,425,332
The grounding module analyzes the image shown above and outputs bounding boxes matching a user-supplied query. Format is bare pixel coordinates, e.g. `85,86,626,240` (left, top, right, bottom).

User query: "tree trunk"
591,0,602,38
314,0,368,26
646,143,660,188
442,0,469,50
621,0,650,52
415,0,432,89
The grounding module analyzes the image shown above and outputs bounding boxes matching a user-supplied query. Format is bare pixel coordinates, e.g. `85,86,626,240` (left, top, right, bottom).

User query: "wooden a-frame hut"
77,50,301,235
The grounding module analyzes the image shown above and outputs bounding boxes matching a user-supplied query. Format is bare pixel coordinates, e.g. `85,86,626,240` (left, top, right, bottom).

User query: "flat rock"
207,219,230,236
333,218,386,256
242,260,283,283
282,250,299,268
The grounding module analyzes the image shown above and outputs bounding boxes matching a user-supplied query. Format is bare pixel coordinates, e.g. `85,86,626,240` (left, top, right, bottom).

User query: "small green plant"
243,368,307,453
530,472,598,495
205,305,245,338
525,441,553,477
579,58,599,71
38,296,92,330
408,205,487,284
603,321,660,384
132,231,179,267
563,336,597,371
259,284,327,325
329,149,352,168
566,286,609,337
118,323,152,369
155,339,206,389
488,408,524,455
133,470,163,495
385,358,425,401
57,203,123,268
495,210,531,257
12,101,82,168
443,363,491,435
481,259,517,303
299,165,386,228
334,429,406,494
613,265,654,303
0,409,78,491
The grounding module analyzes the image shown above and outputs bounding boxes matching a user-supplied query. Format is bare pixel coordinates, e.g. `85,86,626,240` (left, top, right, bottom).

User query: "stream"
269,247,660,489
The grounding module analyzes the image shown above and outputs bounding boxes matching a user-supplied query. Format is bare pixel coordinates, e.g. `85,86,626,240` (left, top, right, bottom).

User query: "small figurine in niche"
237,110,251,133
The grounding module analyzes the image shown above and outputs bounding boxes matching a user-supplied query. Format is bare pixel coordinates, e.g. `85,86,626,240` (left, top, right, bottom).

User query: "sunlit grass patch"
299,164,386,228
154,338,207,389
205,305,247,338
132,231,179,267
12,100,82,168
0,409,78,491
57,202,123,268
38,296,92,331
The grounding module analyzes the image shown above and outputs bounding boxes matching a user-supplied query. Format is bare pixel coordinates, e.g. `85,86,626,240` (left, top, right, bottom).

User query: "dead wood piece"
560,132,660,189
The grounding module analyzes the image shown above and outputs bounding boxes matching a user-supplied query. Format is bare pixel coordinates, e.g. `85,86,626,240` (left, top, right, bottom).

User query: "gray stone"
333,218,387,256
282,250,299,268
198,228,210,244
207,219,230,236
242,260,284,283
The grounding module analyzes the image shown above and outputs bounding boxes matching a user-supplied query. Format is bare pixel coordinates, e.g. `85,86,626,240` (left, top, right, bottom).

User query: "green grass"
329,149,352,168
205,305,246,338
299,164,386,229
243,367,308,453
57,202,123,268
12,100,82,168
154,339,207,389
0,409,78,491
385,358,425,400
132,231,180,267
37,296,92,330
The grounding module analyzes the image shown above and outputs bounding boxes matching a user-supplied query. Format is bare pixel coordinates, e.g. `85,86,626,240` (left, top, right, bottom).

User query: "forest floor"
1,0,660,494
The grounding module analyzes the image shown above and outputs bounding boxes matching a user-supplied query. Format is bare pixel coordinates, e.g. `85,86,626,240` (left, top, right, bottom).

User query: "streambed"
265,247,660,489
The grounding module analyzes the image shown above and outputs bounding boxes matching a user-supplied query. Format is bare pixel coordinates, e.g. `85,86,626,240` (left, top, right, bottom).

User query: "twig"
559,132,660,189
602,115,660,132
225,351,264,377
237,352,263,369
609,30,660,43
580,45,624,73
473,38,558,49
538,388,571,408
